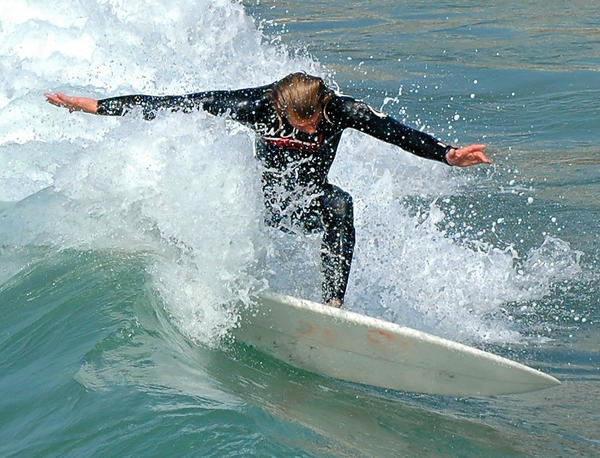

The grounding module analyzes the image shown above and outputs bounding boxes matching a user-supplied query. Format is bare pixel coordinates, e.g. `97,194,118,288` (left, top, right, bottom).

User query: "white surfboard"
233,291,560,396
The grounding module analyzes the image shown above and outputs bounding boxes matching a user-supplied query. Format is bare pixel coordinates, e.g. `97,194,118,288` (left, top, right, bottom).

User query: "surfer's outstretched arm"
326,95,491,167
45,85,271,125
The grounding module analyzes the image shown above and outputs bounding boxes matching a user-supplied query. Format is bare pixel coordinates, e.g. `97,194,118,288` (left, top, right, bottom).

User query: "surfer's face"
288,110,322,134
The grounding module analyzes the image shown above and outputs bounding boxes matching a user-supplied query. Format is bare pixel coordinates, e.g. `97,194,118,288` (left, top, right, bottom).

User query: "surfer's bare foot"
327,299,342,308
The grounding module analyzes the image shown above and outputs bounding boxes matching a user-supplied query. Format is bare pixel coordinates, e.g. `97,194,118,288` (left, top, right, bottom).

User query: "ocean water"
0,0,598,456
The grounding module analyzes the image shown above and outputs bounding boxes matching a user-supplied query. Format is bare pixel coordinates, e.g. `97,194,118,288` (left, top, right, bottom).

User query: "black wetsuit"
97,82,452,303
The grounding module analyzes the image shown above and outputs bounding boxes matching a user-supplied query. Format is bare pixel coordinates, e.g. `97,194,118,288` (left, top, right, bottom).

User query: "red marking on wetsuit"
262,133,324,152
367,329,394,344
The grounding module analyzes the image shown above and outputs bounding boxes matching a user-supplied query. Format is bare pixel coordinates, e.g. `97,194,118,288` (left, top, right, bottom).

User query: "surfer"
45,72,490,308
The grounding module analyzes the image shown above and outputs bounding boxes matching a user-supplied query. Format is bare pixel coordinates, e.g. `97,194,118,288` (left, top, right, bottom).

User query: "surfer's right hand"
45,92,98,114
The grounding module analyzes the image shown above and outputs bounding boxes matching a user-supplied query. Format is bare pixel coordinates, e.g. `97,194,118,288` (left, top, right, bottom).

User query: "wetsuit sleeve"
327,95,453,164
96,86,269,125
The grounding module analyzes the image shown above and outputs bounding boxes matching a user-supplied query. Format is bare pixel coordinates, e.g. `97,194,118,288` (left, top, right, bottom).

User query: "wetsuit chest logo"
262,133,324,152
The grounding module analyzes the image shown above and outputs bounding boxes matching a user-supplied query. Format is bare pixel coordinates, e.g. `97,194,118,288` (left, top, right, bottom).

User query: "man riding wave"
46,72,490,307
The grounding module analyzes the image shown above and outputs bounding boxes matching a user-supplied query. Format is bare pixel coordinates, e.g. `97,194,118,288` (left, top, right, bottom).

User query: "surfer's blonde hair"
269,72,333,125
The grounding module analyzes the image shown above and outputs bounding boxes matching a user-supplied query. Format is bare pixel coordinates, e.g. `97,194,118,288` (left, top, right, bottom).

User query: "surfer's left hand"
446,144,491,167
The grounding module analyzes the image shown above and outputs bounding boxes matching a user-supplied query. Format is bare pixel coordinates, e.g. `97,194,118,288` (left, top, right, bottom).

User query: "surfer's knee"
322,187,354,225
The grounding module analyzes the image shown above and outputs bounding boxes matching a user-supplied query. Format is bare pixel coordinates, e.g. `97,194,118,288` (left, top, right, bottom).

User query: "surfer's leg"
319,185,355,306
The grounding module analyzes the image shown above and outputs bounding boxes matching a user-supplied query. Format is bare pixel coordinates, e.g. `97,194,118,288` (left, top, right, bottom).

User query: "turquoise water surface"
1,1,598,456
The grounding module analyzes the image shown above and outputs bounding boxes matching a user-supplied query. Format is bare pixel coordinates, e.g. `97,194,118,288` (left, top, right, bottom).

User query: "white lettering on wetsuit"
254,122,325,152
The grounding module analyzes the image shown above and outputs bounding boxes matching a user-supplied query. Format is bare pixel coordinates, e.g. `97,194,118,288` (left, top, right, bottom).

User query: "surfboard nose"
538,372,561,388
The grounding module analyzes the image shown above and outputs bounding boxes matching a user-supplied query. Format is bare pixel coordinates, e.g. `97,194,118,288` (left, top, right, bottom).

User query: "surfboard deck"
233,291,560,397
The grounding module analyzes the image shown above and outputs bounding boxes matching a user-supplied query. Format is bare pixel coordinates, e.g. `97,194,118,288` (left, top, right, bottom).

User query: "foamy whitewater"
0,0,583,346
